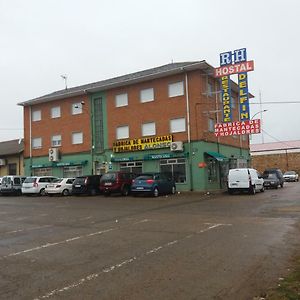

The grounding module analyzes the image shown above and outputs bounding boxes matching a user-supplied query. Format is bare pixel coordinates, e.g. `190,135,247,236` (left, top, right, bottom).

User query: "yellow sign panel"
113,135,173,153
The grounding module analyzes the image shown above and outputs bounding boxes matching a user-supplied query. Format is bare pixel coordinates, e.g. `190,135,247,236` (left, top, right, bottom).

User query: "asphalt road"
0,182,300,300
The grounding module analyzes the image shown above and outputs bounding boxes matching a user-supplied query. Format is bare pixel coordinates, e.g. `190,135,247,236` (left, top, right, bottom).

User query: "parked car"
72,175,102,196
0,176,26,195
283,171,299,182
131,172,176,197
227,168,264,195
100,171,136,196
45,178,75,196
22,176,58,195
262,173,281,189
263,169,284,188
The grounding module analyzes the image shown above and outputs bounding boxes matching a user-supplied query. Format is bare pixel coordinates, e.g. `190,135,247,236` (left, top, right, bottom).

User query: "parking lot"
1,182,300,299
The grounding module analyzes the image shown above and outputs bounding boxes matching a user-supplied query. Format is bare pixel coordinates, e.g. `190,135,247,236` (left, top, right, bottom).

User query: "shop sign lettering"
113,135,173,153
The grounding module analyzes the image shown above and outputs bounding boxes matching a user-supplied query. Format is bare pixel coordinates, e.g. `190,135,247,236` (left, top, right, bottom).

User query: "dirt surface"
0,182,300,299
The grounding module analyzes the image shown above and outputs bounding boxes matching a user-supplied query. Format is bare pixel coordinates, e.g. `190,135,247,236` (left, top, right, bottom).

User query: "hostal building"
18,61,251,191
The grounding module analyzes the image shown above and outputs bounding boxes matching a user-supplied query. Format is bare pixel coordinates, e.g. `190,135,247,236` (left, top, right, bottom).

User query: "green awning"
205,151,227,161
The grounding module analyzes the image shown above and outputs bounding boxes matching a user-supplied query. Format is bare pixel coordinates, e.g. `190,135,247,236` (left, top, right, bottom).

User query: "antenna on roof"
60,74,68,89
171,59,174,64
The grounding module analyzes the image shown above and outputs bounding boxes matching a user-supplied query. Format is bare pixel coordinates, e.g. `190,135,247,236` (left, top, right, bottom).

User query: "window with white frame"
207,81,213,97
231,97,236,109
32,110,41,122
170,118,186,133
208,118,215,132
51,106,61,118
51,134,62,147
116,125,129,139
142,122,156,136
33,167,52,176
63,166,83,178
115,93,128,107
160,158,186,183
72,132,83,144
32,137,42,149
140,88,154,103
120,161,143,174
72,103,83,115
168,81,184,98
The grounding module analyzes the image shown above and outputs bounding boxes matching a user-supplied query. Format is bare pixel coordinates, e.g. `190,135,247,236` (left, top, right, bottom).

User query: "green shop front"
24,153,92,178
105,135,250,192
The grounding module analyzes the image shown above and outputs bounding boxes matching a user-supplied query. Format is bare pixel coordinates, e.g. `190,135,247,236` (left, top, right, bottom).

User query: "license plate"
231,183,237,186
75,185,81,188
104,182,112,186
136,187,144,190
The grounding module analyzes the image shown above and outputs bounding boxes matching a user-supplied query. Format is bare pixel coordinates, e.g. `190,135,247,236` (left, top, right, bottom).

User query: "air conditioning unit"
48,148,60,162
170,141,184,152
0,159,6,166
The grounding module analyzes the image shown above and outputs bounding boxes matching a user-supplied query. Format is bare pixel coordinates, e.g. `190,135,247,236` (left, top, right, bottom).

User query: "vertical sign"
235,49,250,121
220,51,232,123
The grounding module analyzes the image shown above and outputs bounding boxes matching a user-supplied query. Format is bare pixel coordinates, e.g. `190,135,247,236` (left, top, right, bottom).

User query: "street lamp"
251,109,268,120
250,109,268,143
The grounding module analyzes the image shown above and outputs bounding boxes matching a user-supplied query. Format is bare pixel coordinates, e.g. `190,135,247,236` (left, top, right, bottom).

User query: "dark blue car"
131,172,176,197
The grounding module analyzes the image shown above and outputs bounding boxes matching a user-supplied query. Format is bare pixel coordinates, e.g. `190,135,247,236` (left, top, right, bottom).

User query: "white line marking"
3,228,115,259
3,225,52,235
1,218,151,259
34,223,230,299
80,216,92,220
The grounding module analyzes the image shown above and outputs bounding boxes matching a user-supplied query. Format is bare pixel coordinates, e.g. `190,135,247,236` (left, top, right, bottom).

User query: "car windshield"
263,173,277,179
284,171,295,175
101,173,116,180
24,177,37,183
73,177,86,184
135,175,154,181
53,178,63,183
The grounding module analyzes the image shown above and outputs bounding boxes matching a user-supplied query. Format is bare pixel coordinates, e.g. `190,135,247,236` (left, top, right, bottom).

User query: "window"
63,166,83,178
116,125,129,139
242,135,248,141
170,118,186,133
51,106,61,118
32,110,41,122
142,122,156,136
168,81,184,98
160,158,186,183
72,132,83,144
115,93,128,107
8,164,17,175
33,168,52,176
208,118,215,132
72,103,83,115
207,82,213,97
231,97,236,109
51,134,62,147
120,161,143,174
32,137,42,149
140,88,154,103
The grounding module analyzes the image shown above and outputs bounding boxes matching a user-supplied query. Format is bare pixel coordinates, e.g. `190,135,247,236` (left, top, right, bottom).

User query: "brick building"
18,62,251,191
250,140,300,174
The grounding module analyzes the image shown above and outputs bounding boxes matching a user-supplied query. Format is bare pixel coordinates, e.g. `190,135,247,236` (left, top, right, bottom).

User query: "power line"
261,129,295,148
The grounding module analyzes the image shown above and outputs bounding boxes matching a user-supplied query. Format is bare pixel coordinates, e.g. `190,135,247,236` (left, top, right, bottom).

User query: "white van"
227,168,264,195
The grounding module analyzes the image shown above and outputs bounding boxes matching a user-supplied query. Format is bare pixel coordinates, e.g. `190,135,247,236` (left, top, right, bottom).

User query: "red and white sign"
214,60,254,78
214,119,261,137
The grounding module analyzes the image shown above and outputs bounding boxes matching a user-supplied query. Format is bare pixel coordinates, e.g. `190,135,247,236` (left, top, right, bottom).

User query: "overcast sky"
0,0,299,145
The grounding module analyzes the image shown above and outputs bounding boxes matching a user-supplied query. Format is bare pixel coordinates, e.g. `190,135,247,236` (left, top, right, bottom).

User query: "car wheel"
104,191,110,197
260,186,265,192
40,188,46,196
153,187,159,197
121,185,130,196
62,189,69,196
171,185,176,195
280,183,284,188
